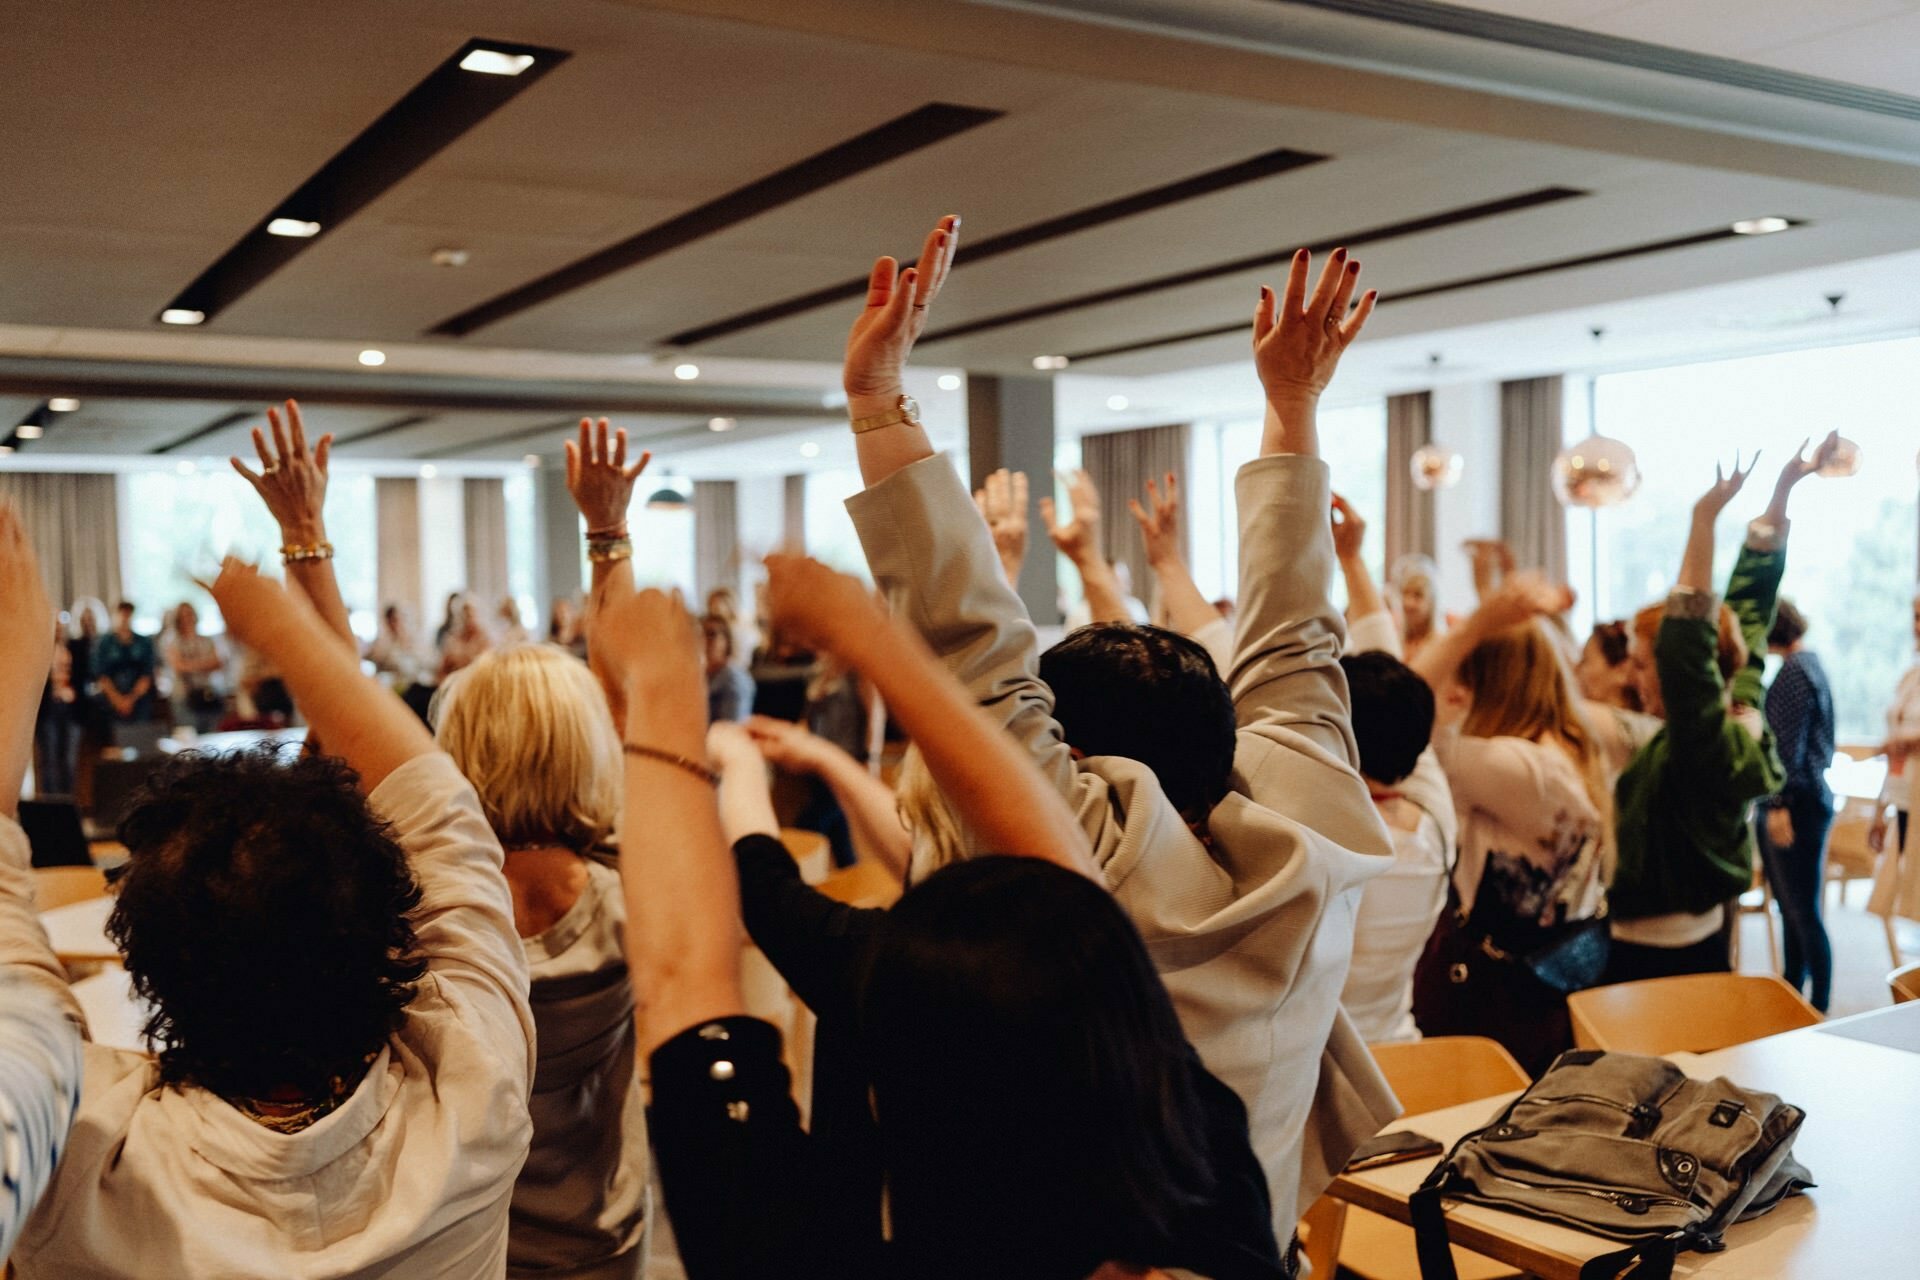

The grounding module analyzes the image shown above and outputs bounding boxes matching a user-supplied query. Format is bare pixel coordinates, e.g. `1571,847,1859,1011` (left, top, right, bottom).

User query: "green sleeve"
1724,541,1785,711
1655,611,1730,761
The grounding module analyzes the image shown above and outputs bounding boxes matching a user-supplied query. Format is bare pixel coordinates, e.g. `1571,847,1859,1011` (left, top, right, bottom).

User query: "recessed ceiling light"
673,362,701,381
358,349,387,367
936,374,962,391
266,217,321,238
431,247,471,268
1731,216,1791,236
419,464,438,479
800,441,821,458
175,460,196,475
15,425,43,440
523,454,541,468
1032,355,1069,370
1106,394,1130,411
708,417,736,432
160,308,205,326
48,397,80,412
459,48,536,76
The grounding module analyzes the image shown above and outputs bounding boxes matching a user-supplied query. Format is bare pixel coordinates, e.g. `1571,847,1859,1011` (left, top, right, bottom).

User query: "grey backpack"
1409,1049,1813,1280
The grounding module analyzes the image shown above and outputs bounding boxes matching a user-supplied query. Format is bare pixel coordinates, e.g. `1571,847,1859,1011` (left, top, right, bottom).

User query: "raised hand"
974,468,1029,587
202,557,302,653
1475,571,1575,634
1694,453,1761,523
230,400,331,543
1764,431,1841,524
744,714,832,775
1253,248,1375,404
565,418,652,534
1127,473,1183,567
1039,469,1103,565
1330,493,1367,562
763,553,883,658
843,215,960,417
0,505,53,676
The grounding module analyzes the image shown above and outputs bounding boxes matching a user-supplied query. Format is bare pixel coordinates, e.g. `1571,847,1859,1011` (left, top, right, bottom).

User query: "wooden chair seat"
1568,972,1820,1056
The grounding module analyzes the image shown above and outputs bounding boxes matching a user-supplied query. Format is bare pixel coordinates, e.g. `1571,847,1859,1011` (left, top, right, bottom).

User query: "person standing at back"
93,601,156,726
1755,599,1837,1012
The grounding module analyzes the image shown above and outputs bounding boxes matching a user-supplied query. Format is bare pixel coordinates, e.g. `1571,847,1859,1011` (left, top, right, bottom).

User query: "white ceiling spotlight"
1106,394,1130,411
708,417,736,433
159,308,205,326
459,48,535,76
358,349,387,367
1731,216,1791,236
673,362,701,381
431,247,471,268
800,441,822,459
15,425,43,440
48,398,80,412
1031,355,1070,371
936,374,962,391
266,217,321,238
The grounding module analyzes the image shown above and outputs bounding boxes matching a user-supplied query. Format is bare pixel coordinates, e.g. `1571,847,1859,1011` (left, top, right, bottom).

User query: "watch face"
900,395,921,421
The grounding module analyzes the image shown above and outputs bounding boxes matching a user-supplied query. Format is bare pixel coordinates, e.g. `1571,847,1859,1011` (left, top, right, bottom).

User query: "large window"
1577,336,1920,740
120,467,376,636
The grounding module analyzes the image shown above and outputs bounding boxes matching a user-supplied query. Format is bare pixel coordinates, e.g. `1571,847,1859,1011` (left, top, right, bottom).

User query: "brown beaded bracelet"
622,742,720,786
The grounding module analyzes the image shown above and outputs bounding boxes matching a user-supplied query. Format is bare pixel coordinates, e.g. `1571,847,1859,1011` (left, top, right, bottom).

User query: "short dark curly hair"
108,747,427,1101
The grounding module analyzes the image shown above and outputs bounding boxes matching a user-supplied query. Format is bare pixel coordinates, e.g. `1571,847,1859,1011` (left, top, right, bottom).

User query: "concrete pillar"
966,374,1058,622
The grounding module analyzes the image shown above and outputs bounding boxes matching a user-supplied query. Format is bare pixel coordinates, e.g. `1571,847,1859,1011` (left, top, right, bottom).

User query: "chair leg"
1300,1194,1348,1280
1885,912,1904,969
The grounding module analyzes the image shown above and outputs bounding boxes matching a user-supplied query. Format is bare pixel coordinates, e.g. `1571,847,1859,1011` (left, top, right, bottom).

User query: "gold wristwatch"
849,394,922,435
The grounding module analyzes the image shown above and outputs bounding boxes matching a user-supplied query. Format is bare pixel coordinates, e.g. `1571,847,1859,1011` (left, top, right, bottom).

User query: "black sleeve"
732,834,885,1024
648,1015,851,1280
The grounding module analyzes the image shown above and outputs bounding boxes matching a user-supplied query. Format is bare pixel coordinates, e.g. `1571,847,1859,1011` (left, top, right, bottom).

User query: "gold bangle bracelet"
280,540,335,563
587,538,633,564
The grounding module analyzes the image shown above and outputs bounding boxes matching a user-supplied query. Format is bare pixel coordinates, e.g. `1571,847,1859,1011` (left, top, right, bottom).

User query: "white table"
39,894,118,964
70,964,153,1052
1328,1002,1920,1278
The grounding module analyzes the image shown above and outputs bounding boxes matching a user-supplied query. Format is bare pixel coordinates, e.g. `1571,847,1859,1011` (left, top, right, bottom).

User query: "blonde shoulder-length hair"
431,642,621,851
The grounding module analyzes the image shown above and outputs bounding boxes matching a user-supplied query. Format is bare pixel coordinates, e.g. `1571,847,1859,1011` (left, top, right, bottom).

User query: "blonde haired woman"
1410,574,1611,1075
434,643,650,1279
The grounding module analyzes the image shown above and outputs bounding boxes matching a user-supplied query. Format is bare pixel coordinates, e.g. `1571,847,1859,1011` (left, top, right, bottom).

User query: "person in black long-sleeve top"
592,480,1286,1278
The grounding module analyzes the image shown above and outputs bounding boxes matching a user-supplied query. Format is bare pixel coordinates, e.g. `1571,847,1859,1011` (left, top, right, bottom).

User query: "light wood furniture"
777,827,832,885
1328,1002,1920,1279
1567,972,1820,1056
1890,961,1920,1004
32,864,107,911
1302,1038,1527,1280
816,860,901,909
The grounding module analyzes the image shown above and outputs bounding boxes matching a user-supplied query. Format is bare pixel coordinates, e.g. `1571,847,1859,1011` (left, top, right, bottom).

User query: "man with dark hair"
835,219,1396,1245
93,600,156,724
0,516,533,1276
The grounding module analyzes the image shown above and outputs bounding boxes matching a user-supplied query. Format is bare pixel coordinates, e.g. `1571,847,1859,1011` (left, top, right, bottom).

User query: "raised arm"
973,468,1029,593
846,216,959,489
745,715,912,876
1041,469,1131,624
1128,473,1218,638
1331,494,1388,626
566,418,651,730
1411,573,1576,697
206,559,434,793
764,553,1095,879
1252,248,1375,460
230,400,354,650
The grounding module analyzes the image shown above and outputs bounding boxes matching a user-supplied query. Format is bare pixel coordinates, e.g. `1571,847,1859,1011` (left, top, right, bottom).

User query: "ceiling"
2,0,1918,464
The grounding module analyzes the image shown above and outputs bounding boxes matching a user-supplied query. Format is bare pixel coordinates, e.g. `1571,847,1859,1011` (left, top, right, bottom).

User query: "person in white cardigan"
0,495,533,1278
835,215,1397,1249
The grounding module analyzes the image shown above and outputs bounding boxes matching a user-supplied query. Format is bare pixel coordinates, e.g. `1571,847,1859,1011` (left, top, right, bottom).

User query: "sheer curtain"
0,472,121,610
1500,376,1568,580
1081,423,1189,609
693,480,739,602
1384,391,1435,568
462,478,509,606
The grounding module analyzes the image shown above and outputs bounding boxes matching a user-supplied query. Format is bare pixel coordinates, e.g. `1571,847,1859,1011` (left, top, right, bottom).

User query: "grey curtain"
693,480,739,601
1385,391,1435,567
1081,423,1189,611
375,477,422,623
462,477,510,605
782,474,806,551
0,472,121,610
1500,377,1568,580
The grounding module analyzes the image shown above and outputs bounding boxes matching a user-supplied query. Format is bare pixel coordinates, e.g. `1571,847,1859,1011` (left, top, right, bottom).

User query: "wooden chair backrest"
1368,1036,1529,1117
1890,962,1920,1005
34,865,108,912
1568,973,1820,1056
816,860,901,909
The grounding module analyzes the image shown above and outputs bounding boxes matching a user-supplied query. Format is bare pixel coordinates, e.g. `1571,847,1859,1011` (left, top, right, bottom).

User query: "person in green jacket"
1605,433,1841,983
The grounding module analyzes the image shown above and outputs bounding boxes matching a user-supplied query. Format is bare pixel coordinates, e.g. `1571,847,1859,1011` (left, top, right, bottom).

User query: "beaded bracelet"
622,742,721,786
587,537,634,564
281,540,335,563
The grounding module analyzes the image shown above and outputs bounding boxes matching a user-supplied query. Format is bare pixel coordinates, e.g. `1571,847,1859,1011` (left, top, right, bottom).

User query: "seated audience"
1871,586,1920,859
439,594,493,680
1329,495,1458,1044
161,600,227,733
703,614,754,723
599,548,1285,1279
94,600,156,725
1606,440,1832,983
834,218,1395,1243
0,495,533,1275
1756,598,1837,1012
1409,573,1609,1075
369,603,432,689
547,595,588,660
497,597,531,647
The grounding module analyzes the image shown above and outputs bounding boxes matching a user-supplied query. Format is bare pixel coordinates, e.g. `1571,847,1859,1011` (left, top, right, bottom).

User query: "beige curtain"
694,480,739,602
1384,391,1435,568
1500,377,1568,580
1081,423,1189,611
462,477,510,605
782,474,806,551
375,477,422,624
0,472,122,610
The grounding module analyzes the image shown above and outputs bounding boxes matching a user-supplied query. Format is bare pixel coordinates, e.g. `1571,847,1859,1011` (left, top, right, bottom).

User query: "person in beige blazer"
836,217,1400,1247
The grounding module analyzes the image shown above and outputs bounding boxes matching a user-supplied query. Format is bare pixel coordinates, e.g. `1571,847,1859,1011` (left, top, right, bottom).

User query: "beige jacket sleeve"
0,818,84,1032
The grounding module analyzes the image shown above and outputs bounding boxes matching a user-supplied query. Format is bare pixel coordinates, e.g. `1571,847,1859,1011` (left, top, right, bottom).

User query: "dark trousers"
34,708,81,797
1755,792,1836,1012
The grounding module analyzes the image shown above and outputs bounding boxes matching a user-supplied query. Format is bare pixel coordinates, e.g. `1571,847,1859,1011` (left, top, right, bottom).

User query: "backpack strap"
1409,1173,1460,1280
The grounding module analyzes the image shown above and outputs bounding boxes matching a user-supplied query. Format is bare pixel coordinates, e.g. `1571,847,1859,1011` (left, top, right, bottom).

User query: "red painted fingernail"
1294,248,1308,259
1332,246,1347,259
1347,260,1360,273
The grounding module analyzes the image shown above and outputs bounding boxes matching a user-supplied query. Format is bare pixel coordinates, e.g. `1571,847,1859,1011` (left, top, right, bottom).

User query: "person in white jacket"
833,216,1398,1249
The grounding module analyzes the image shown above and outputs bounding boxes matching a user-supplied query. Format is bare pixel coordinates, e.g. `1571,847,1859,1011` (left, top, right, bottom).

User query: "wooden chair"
777,827,833,885
816,860,901,909
1300,1037,1528,1280
1889,961,1920,1005
33,865,108,911
1826,800,1883,912
1568,973,1820,1056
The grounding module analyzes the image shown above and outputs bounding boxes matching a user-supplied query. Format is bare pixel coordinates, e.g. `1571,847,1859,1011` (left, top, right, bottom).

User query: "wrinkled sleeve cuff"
1745,517,1789,553
1665,587,1720,621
